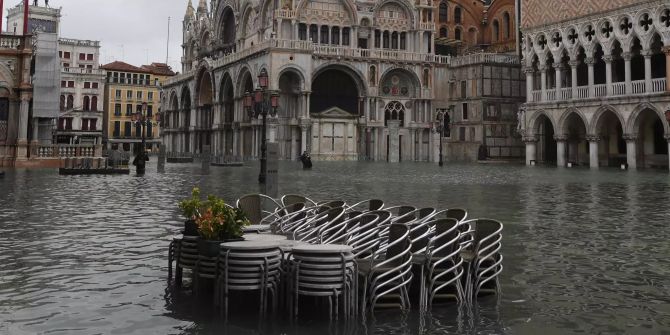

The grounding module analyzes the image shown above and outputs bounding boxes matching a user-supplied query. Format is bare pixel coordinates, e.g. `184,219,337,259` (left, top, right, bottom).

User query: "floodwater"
1,161,669,334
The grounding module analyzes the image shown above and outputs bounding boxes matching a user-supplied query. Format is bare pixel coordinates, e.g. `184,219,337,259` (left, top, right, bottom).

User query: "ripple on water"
0,162,669,334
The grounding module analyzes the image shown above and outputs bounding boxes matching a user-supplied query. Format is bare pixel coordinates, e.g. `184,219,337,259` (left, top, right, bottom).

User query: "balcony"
0,35,24,49
62,67,104,75
33,144,97,158
274,9,296,20
529,78,668,103
419,22,434,31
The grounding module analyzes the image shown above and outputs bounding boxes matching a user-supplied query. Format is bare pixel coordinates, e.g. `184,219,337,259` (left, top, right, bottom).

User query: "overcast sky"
54,0,186,72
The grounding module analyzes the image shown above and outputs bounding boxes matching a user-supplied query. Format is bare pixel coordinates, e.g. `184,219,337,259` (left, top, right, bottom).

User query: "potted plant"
178,187,202,236
196,194,251,257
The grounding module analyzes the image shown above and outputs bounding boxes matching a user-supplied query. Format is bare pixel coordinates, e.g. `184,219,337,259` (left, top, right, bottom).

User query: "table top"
243,224,272,232
243,234,287,242
291,243,353,253
220,240,280,250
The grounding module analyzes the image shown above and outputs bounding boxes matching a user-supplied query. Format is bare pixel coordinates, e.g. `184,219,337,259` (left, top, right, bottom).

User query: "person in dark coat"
133,151,149,174
299,151,312,169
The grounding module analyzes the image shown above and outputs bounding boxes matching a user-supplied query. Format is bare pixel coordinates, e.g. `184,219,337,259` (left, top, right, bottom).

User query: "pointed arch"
528,110,556,135
557,107,588,135
590,105,625,135
627,103,669,135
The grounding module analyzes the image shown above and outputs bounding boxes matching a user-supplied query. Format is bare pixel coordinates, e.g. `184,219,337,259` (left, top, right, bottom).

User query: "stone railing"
275,9,296,19
530,78,669,103
449,53,520,67
419,22,435,31
58,38,100,47
0,35,23,49
62,67,105,75
34,144,97,158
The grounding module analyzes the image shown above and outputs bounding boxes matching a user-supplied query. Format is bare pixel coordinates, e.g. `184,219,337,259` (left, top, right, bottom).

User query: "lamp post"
132,102,155,174
243,69,279,184
433,106,452,167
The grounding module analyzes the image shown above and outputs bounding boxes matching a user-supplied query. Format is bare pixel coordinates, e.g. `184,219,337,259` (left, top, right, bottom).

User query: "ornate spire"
197,0,208,13
185,0,195,19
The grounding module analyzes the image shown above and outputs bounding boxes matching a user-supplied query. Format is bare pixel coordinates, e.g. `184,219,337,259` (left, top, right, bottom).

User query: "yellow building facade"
101,61,175,153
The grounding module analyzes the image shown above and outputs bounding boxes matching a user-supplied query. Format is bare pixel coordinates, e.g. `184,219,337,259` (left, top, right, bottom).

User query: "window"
65,118,73,130
462,103,468,120
91,96,98,111
503,12,511,39
137,91,143,100
68,81,75,88
60,95,65,111
115,90,121,99
342,27,350,46
391,32,398,49
79,53,85,60
454,6,462,24
492,20,499,42
83,96,90,111
90,119,97,131
154,78,159,86
135,122,142,137
81,119,89,131
439,27,447,38
126,104,133,116
331,27,340,45
146,75,151,85
148,91,154,100
92,82,99,89
63,63,69,68
460,81,466,98
309,24,318,43
136,105,143,113
84,82,91,89
86,65,93,70
58,51,62,58
124,121,132,136
147,122,153,138
147,105,153,117
114,104,121,116
374,30,381,48
87,54,93,61
67,95,74,109
320,25,329,44
439,2,448,23
64,52,70,59
455,28,462,40
61,80,66,88
400,32,406,49
132,74,138,85
383,31,389,48
127,90,132,99
459,127,466,141
299,23,307,40
113,121,120,137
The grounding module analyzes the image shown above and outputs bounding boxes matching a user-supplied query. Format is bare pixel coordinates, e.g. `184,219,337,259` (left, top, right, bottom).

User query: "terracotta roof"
141,63,176,76
100,61,144,73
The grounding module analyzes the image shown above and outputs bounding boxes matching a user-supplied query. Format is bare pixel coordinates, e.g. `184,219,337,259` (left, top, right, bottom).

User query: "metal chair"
358,223,413,314
460,219,503,302
236,194,282,225
346,199,384,212
424,218,465,309
218,241,284,319
281,194,317,207
175,235,198,288
294,207,346,243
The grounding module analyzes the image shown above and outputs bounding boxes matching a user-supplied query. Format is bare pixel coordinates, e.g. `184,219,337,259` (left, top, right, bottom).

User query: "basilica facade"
161,0,519,162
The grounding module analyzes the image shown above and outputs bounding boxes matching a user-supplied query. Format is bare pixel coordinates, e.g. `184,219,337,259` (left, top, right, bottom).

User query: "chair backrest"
369,199,384,211
431,218,460,257
409,222,432,253
385,223,411,265
418,207,437,220
282,194,307,207
320,200,346,208
474,219,503,254
446,208,467,222
237,194,262,225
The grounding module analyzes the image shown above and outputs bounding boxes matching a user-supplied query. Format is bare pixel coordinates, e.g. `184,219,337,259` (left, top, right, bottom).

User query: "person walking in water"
299,151,312,169
133,150,149,175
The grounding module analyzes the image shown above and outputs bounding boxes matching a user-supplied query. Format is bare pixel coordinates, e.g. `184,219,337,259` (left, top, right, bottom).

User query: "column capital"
538,65,548,72
522,66,535,74
622,134,638,141
622,52,633,61
568,60,580,68
552,63,565,70
584,57,595,66
586,135,601,142
522,135,538,143
663,46,670,55
602,55,614,63
641,49,653,58
553,134,568,141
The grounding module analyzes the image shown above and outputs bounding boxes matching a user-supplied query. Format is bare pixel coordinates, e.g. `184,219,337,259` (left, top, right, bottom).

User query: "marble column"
604,55,613,96
569,60,579,98
300,124,308,153
624,135,637,169
623,52,632,94
643,50,652,93
587,135,599,169
554,63,563,99
555,135,567,167
291,127,297,160
540,65,547,101
524,137,537,166
524,67,534,102
586,57,595,97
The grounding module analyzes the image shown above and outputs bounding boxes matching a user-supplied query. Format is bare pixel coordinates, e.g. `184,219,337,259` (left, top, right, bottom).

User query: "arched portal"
562,112,587,165
196,70,214,153
219,73,235,157
278,70,303,159
635,108,668,168
220,7,236,52
595,109,626,167
535,114,556,163
181,87,192,152
310,69,360,115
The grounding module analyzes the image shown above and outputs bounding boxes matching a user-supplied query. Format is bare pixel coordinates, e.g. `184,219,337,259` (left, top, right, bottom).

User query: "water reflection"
1,162,669,334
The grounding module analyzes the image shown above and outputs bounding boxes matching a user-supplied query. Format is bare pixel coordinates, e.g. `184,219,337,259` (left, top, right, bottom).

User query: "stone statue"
517,106,526,135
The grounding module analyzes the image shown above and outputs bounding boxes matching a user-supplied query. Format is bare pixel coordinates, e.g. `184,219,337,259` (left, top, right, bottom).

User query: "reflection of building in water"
162,0,522,162
521,0,670,170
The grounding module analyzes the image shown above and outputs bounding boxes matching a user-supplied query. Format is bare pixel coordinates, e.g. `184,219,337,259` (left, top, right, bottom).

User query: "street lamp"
433,106,452,167
131,102,155,174
243,68,279,184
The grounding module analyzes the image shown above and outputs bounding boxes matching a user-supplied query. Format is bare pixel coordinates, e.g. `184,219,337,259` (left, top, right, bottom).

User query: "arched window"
439,2,448,23
67,95,74,109
454,6,462,24
383,31,390,48
331,26,340,45
83,96,90,111
492,20,500,42
342,27,350,46
60,95,65,111
400,32,406,49
309,24,318,42
455,27,462,40
320,25,329,44
384,101,406,126
503,12,511,39
391,31,398,49
439,27,447,38
91,96,98,111
423,68,430,87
